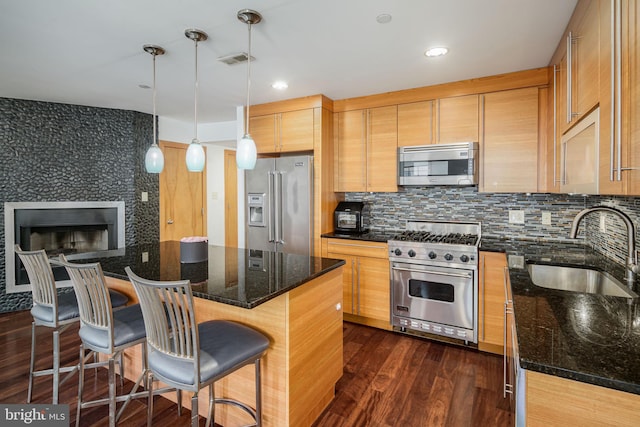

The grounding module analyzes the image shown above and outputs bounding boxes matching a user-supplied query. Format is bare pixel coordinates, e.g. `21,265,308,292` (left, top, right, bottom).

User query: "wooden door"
249,114,277,153
573,0,600,119
366,105,398,192
326,250,354,314
224,150,238,247
159,141,206,242
478,252,507,355
481,87,539,193
436,94,479,143
279,109,314,152
357,255,390,322
334,110,367,192
398,101,434,146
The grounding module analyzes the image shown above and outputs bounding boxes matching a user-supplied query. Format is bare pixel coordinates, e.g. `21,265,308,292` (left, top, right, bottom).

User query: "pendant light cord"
194,38,199,141
152,52,157,146
245,22,252,135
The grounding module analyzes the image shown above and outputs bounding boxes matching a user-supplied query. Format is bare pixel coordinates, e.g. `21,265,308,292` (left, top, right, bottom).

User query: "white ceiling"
0,0,577,124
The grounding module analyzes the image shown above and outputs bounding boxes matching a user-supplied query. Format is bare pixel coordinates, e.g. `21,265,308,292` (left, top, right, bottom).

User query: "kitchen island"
68,241,345,427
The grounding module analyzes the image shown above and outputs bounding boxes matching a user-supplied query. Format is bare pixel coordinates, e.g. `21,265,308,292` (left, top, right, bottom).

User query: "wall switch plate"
541,212,551,225
141,191,148,202
211,192,218,201
600,213,606,232
509,210,525,224
508,255,525,269
141,252,149,263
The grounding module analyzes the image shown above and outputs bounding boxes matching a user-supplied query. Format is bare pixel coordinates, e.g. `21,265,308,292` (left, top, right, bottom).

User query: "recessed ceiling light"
425,47,448,57
272,81,288,90
376,13,392,24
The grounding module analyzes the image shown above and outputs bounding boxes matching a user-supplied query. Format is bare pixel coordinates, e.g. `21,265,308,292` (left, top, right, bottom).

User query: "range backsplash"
346,187,640,267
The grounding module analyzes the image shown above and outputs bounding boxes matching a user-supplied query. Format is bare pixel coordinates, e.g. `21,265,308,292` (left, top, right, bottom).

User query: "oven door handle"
391,266,473,279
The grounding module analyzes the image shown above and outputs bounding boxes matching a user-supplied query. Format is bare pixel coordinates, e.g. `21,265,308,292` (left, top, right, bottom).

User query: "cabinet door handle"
566,32,573,124
553,64,560,185
167,219,174,224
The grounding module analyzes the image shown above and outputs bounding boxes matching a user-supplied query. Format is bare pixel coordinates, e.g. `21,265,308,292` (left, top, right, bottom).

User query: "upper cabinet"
250,109,314,153
480,87,541,193
398,101,434,147
570,0,600,126
549,0,639,195
334,106,398,192
436,95,479,144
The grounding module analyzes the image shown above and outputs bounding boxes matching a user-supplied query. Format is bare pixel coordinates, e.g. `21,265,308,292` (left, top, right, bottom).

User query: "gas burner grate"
391,231,478,246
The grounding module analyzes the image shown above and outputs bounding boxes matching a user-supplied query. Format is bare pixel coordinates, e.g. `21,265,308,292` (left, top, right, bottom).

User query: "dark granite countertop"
321,230,400,243
63,241,345,309
481,235,640,395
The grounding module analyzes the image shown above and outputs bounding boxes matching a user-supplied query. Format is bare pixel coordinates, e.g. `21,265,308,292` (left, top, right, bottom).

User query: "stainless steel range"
388,220,481,345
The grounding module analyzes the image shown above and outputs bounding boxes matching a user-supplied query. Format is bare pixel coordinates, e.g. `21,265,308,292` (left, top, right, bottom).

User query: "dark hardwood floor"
0,310,510,427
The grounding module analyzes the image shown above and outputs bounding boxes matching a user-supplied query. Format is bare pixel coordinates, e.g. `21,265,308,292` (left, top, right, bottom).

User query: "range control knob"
428,251,437,259
408,249,416,258
444,253,454,261
460,255,469,263
394,248,402,256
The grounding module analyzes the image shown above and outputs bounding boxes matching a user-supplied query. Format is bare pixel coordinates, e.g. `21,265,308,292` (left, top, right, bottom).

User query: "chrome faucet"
569,206,639,284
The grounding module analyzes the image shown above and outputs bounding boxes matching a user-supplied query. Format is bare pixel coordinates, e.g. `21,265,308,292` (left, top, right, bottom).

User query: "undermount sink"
527,264,638,299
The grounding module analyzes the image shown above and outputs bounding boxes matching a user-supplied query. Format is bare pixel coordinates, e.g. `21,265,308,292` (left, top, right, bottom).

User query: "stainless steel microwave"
397,142,479,186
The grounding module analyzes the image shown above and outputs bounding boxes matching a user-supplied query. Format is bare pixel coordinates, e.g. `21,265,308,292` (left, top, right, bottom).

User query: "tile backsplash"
346,187,640,267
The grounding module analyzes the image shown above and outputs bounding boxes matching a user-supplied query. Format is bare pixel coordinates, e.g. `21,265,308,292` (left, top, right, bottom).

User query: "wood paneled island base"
106,266,344,427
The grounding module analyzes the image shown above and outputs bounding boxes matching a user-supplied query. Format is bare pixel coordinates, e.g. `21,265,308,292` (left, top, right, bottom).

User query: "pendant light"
236,9,262,170
185,29,208,172
143,44,165,173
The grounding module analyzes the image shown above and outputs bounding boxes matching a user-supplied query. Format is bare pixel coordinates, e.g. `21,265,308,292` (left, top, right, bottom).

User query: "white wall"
158,109,246,247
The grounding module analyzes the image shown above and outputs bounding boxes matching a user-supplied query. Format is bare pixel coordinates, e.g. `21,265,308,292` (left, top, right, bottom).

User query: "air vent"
217,52,255,65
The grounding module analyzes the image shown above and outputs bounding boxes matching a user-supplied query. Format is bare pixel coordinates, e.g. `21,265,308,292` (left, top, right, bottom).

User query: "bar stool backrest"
125,267,200,389
15,245,59,327
59,254,116,353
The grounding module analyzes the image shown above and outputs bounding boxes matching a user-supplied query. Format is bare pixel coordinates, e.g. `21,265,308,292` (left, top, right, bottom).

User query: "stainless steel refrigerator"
245,155,314,255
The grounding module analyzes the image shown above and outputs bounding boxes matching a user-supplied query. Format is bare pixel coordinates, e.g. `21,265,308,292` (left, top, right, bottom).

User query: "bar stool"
59,255,153,427
125,267,270,427
14,245,128,404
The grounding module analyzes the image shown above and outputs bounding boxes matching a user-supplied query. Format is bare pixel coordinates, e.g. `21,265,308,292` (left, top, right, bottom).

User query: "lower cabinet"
478,251,507,354
526,370,640,426
323,238,391,330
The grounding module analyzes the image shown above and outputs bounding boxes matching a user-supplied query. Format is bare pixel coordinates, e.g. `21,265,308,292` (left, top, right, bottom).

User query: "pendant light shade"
236,9,262,170
186,138,206,171
236,134,257,169
185,29,208,172
145,144,164,173
143,44,165,173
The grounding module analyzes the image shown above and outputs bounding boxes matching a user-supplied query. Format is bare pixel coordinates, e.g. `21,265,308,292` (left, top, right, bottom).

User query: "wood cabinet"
323,238,391,330
334,106,397,192
435,94,479,144
480,87,541,193
250,109,314,153
478,251,507,355
398,101,434,146
549,0,640,195
554,0,600,132
526,370,640,426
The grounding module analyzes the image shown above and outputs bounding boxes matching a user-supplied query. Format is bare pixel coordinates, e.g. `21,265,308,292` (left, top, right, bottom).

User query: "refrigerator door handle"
268,171,275,243
275,171,284,244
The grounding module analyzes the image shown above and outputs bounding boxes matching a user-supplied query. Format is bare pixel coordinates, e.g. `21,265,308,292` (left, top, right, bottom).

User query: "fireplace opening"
29,225,109,255
5,202,125,292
